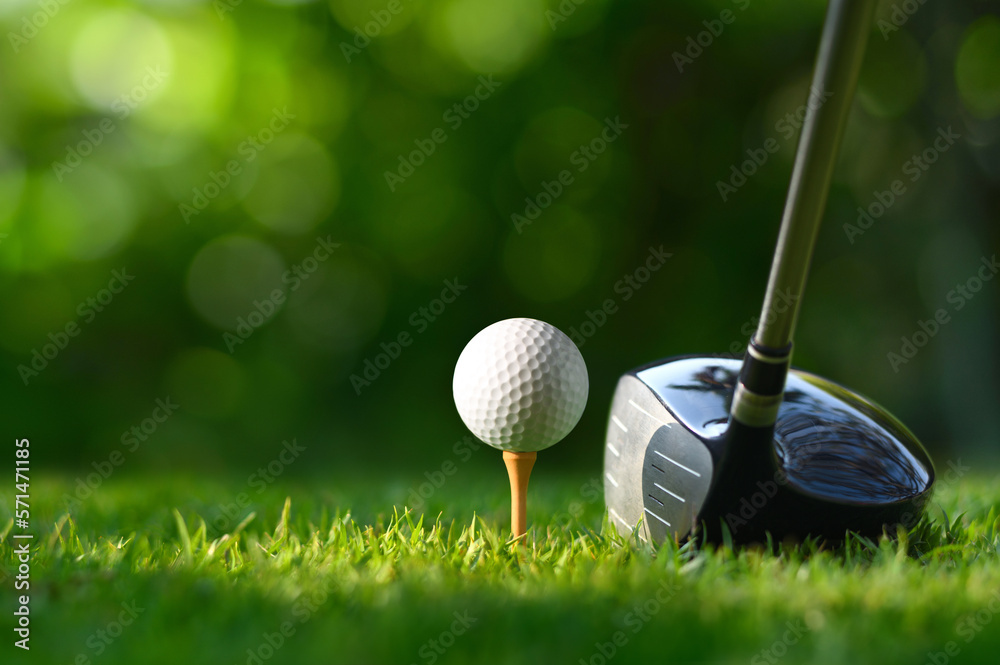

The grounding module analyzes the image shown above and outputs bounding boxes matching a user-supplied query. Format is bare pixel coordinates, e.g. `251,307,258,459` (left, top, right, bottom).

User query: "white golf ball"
453,318,588,452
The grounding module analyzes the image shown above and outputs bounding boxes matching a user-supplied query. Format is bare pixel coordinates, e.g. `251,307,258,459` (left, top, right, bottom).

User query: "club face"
604,356,936,543
603,373,714,543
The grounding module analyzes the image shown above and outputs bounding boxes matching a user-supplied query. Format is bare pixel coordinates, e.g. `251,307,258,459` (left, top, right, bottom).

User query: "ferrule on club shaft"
503,450,536,539
731,340,791,428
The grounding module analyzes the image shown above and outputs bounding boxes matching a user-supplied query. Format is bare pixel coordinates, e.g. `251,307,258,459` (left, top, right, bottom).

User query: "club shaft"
754,0,876,351
731,0,875,428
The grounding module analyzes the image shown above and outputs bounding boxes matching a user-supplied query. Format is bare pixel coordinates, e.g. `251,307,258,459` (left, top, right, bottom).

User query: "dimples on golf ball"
453,318,588,452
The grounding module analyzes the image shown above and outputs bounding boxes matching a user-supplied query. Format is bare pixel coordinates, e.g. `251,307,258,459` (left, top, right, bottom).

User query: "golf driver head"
603,356,935,545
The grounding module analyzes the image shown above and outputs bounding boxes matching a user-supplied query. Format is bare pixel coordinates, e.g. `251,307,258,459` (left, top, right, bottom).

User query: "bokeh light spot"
140,11,236,132
0,148,27,228
186,235,287,330
243,134,339,235
0,276,73,354
291,65,352,139
329,0,418,38
33,165,137,263
435,0,549,74
857,30,926,119
284,251,389,355
956,16,1000,119
369,185,492,277
503,206,600,302
164,347,246,419
69,9,173,112
514,107,610,196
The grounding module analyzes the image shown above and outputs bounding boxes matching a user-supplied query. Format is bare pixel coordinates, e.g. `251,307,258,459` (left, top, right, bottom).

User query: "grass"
2,470,1000,665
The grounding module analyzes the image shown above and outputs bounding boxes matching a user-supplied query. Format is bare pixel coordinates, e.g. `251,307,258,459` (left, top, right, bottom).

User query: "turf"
3,471,1000,665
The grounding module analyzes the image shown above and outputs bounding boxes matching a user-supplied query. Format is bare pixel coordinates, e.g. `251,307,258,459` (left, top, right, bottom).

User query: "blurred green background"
0,0,997,484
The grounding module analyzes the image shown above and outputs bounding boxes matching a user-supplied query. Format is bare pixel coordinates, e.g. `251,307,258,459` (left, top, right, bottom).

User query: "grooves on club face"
603,357,936,545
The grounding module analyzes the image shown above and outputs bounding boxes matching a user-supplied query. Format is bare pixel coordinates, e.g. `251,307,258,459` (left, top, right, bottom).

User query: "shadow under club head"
603,356,935,545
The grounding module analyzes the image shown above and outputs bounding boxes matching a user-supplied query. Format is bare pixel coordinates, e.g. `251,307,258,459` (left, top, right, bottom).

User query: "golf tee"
503,450,536,539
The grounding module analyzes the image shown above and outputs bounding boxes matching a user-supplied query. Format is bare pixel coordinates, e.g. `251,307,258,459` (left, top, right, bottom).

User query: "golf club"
603,0,935,545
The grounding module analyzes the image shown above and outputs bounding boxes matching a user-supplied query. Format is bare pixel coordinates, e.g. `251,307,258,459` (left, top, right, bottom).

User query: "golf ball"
453,318,588,452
